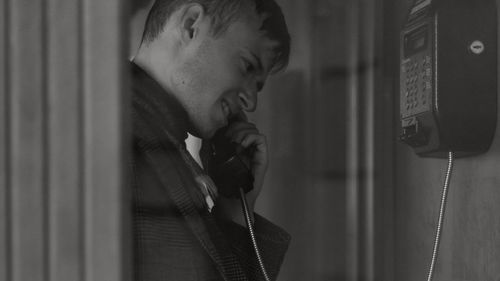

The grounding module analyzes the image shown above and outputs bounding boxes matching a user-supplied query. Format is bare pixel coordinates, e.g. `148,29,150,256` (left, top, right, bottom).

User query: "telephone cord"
239,188,271,281
426,151,454,281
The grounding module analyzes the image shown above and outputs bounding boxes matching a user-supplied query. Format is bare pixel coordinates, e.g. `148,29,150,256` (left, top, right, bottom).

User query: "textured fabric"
130,62,291,281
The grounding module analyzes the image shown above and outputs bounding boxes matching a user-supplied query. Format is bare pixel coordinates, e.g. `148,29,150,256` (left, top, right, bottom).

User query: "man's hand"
201,117,268,226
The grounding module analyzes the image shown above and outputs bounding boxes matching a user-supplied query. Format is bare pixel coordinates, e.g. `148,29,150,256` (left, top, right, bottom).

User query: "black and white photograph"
1,0,500,280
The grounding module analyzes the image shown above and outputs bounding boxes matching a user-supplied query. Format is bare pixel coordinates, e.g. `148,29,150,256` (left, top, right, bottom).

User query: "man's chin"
190,127,217,140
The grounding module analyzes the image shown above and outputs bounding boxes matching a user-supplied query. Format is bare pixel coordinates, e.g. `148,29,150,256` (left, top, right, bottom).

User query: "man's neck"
132,43,179,99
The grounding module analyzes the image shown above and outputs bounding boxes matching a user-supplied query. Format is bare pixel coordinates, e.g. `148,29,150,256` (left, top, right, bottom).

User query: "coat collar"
130,61,190,145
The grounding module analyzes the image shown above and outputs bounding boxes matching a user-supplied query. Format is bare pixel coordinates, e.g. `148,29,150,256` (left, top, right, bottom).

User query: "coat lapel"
132,105,247,281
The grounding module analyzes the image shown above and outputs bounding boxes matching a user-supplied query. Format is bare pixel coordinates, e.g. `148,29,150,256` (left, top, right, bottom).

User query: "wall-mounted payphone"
399,2,497,280
399,0,497,158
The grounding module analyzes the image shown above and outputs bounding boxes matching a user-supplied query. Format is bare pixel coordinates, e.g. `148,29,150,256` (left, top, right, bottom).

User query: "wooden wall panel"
0,0,8,279
47,0,83,280
0,0,128,280
345,0,386,280
82,0,128,280
9,0,47,280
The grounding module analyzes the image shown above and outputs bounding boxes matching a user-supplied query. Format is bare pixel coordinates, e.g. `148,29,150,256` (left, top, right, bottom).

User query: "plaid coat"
131,63,290,281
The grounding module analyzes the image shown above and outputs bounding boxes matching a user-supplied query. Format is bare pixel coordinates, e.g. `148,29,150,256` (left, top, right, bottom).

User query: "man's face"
172,12,279,139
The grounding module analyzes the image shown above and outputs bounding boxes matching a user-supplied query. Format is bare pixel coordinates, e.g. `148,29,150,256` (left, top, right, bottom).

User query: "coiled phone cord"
426,151,454,281
239,188,271,281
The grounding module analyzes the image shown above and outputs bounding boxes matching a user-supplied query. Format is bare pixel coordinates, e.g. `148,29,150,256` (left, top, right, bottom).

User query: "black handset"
204,123,255,198
205,120,271,281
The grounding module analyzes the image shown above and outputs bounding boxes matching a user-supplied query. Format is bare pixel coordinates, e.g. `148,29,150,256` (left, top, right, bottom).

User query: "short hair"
141,0,291,73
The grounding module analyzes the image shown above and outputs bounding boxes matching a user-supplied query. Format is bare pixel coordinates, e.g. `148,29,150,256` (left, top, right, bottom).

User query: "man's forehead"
223,16,281,71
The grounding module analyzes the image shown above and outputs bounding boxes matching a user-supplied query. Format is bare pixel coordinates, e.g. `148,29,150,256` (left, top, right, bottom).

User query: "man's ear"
179,4,206,44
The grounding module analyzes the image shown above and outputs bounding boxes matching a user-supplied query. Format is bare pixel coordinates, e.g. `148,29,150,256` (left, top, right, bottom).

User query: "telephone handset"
203,118,271,281
399,0,497,158
204,118,255,199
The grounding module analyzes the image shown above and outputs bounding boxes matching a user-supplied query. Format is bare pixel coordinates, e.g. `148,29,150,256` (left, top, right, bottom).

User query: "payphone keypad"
401,54,432,118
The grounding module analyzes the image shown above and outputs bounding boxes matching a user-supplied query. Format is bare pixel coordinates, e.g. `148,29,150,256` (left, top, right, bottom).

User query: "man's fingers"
230,128,260,145
241,133,266,149
224,121,257,138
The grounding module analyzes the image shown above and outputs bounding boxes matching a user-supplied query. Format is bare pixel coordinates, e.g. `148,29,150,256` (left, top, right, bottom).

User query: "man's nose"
239,80,263,112
238,90,257,112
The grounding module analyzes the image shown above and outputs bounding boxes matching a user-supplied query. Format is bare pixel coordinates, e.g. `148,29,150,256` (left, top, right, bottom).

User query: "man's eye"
242,59,254,73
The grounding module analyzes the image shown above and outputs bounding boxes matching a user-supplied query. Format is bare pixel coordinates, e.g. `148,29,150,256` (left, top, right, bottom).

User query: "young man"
130,0,291,280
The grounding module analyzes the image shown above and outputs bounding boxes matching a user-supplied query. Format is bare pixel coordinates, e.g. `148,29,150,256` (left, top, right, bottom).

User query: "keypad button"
424,57,431,68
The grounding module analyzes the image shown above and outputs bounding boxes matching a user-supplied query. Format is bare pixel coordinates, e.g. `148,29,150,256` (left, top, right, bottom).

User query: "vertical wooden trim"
0,0,9,279
297,3,317,280
77,0,86,279
82,0,128,280
346,0,384,280
361,0,377,278
374,0,396,280
42,0,50,280
9,0,47,280
346,0,361,280
46,0,84,280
